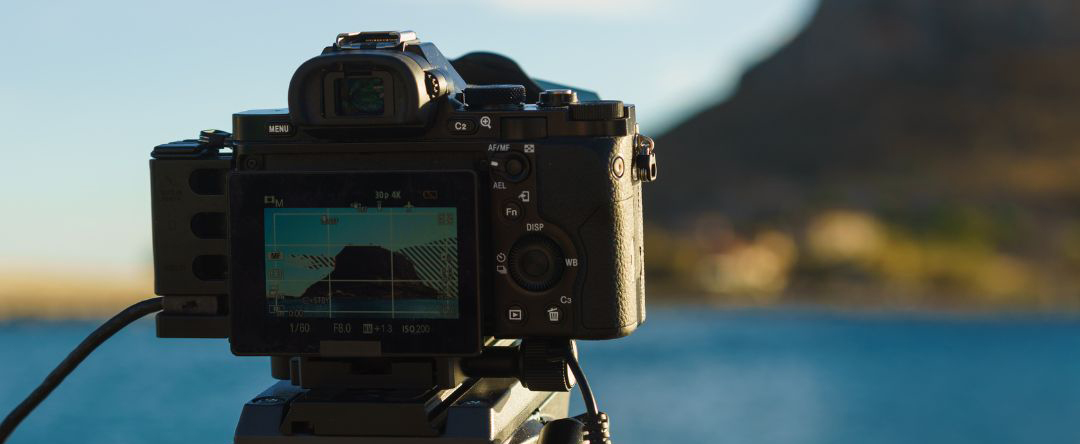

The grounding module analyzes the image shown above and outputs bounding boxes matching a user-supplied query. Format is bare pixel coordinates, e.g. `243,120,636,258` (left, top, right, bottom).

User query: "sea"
2,307,1079,444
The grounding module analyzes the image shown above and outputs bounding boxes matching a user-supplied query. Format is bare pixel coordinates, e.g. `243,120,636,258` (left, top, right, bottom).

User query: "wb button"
447,118,477,135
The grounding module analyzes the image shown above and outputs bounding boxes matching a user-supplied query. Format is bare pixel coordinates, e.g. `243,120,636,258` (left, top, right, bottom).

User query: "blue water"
2,308,1080,444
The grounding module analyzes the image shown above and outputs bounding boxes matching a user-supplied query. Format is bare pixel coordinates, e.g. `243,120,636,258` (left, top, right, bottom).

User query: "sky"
0,0,815,272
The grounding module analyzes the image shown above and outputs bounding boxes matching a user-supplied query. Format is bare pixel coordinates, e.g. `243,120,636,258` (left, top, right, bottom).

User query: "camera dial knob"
507,235,565,292
464,84,526,110
569,100,624,121
538,89,578,107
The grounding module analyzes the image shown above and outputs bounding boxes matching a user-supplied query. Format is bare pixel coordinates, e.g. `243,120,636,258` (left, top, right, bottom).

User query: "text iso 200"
402,324,432,334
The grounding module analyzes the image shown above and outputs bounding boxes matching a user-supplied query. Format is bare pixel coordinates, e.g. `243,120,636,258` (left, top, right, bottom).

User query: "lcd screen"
264,206,459,319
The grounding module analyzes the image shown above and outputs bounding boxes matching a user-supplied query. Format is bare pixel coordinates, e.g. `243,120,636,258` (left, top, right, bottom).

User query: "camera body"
150,31,656,357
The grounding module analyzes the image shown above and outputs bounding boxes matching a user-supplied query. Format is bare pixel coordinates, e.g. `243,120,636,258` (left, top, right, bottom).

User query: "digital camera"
149,31,658,358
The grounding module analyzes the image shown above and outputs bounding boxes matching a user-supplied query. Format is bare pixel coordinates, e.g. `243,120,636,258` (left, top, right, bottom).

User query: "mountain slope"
644,0,1080,306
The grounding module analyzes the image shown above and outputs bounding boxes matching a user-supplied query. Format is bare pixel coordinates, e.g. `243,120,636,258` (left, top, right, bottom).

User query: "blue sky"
0,0,814,271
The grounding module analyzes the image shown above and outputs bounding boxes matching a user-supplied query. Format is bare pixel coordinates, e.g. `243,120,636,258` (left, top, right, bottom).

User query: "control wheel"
507,235,565,292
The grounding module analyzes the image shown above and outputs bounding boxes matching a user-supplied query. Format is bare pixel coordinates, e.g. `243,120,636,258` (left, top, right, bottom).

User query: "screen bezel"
228,170,481,357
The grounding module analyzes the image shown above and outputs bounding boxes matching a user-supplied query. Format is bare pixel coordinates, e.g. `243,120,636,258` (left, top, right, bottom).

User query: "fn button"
502,202,523,221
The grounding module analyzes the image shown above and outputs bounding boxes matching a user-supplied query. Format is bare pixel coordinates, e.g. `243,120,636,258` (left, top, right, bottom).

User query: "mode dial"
507,235,565,292
463,84,526,110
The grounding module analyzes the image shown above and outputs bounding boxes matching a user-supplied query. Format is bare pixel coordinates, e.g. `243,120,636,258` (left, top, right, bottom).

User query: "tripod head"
272,339,575,392
238,339,607,443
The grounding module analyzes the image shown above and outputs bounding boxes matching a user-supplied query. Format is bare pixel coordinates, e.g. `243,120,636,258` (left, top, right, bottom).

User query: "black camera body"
150,31,657,358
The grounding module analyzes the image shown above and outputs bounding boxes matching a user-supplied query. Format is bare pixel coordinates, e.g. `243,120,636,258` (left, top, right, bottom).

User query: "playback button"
507,306,526,322
448,118,477,135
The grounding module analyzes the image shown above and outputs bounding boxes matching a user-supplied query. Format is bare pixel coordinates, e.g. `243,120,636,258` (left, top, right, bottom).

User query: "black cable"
566,351,598,417
566,347,611,444
0,297,163,443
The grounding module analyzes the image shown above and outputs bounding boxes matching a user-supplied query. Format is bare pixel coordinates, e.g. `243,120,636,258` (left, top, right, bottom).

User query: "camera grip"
536,137,646,338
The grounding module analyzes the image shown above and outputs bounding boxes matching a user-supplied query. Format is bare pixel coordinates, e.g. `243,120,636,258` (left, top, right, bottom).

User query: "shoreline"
2,265,1076,321
0,266,153,320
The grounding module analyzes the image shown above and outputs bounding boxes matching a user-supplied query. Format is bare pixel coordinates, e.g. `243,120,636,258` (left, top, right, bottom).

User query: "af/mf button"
502,154,528,181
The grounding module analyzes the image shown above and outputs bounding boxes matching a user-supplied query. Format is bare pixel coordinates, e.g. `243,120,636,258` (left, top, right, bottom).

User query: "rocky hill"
646,0,1080,307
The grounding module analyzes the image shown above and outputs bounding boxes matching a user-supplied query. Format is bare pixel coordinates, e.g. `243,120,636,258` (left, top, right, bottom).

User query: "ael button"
491,153,530,182
506,157,525,176
502,153,529,182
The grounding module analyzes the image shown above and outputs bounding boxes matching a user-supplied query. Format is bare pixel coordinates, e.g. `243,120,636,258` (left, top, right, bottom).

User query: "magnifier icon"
479,116,492,129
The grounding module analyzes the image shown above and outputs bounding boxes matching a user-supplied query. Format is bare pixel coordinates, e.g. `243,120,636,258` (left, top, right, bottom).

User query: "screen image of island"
263,206,459,319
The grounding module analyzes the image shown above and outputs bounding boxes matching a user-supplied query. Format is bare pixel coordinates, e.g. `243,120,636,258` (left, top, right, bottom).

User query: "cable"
566,347,610,444
566,350,598,417
0,297,163,443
